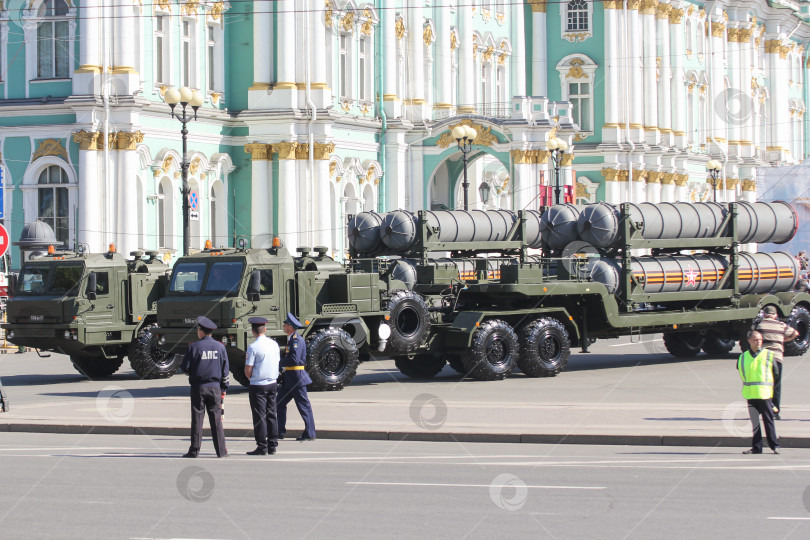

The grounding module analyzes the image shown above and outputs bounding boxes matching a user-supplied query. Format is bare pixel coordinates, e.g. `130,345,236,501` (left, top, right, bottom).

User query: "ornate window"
359,35,370,102
181,19,197,87
154,14,170,84
556,55,598,135
561,0,592,42
207,24,216,92
36,0,71,79
339,33,349,99
37,165,70,243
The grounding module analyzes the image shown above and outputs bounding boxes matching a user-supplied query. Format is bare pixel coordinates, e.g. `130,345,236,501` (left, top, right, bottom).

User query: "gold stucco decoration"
341,12,355,33
361,14,373,35
510,149,549,165
436,120,497,149
73,130,103,151
33,139,68,161
450,32,457,51
329,162,337,178
527,0,547,13
324,0,334,27
155,0,171,11
210,1,225,21
395,16,405,40
482,46,494,63
565,58,587,79
424,25,433,47
741,179,756,192
244,143,271,161
313,142,336,160
188,157,201,176
275,142,298,160
181,0,200,17
162,155,175,173
115,131,144,150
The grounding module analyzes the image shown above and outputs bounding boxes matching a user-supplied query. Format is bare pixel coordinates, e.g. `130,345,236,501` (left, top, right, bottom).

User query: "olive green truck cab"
153,244,399,390
2,248,174,379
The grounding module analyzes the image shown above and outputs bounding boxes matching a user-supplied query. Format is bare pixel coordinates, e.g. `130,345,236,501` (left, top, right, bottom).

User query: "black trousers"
190,384,227,457
772,361,783,411
747,398,779,452
249,382,279,451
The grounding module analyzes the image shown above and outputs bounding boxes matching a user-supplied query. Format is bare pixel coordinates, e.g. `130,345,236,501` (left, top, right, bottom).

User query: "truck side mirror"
86,272,97,300
247,270,261,302
8,274,16,297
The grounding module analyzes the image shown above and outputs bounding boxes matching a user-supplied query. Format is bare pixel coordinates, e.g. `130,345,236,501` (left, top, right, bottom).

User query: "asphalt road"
1,432,809,540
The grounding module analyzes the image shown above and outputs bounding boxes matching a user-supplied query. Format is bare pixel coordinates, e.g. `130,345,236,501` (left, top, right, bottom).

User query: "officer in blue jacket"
180,316,229,458
277,313,316,441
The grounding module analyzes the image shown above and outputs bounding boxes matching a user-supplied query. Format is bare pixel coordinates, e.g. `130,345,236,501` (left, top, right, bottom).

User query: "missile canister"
590,251,799,295
540,204,583,250
347,211,384,253
380,209,518,252
522,210,546,249
380,210,419,251
735,201,798,244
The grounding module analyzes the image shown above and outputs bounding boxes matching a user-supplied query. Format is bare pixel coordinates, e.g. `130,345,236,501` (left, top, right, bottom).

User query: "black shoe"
246,448,268,456
182,451,198,458
278,433,286,440
269,447,277,455
742,449,762,454
296,436,316,442
773,448,781,455
775,413,782,420
217,453,229,458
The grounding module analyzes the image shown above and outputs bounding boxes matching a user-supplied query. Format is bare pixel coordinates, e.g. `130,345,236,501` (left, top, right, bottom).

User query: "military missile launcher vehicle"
2,246,174,379
154,201,809,391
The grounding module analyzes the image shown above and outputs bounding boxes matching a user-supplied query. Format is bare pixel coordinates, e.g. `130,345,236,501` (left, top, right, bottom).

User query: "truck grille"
322,303,358,313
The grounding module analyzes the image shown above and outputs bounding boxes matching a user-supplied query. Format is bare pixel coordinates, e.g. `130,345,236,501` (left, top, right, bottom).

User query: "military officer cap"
284,312,304,329
763,305,778,315
248,316,268,326
197,316,217,331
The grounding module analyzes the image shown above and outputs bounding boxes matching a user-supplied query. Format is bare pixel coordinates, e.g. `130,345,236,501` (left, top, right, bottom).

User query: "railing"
431,102,513,121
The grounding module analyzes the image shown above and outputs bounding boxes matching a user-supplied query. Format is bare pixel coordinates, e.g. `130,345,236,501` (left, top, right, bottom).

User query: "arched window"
566,0,588,32
556,55,598,135
37,165,70,243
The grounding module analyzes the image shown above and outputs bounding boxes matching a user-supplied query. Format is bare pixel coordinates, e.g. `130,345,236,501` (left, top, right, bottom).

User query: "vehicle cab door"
247,266,284,332
83,269,115,327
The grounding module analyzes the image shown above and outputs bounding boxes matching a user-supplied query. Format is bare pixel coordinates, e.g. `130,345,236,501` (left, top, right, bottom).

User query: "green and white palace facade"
0,0,808,264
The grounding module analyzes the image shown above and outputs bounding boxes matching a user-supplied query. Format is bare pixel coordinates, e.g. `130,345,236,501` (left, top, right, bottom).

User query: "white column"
382,6,399,118
408,147,424,210
512,161,534,211
740,32,755,159
646,177,661,203
313,157,330,248
117,146,139,256
629,6,643,139
384,133,407,211
78,0,101,69
407,4,424,119
310,4,329,107
767,39,789,157
603,6,621,142
249,153,273,249
674,178,688,202
113,3,135,71
458,8,475,110
510,2,526,97
660,178,676,202
278,153,298,249
604,178,622,205
657,8,672,145
435,5,452,108
296,159,310,246
531,5,547,97
670,13,686,147
269,0,297,108
77,148,102,251
642,4,658,145
708,21,727,151
253,1,272,86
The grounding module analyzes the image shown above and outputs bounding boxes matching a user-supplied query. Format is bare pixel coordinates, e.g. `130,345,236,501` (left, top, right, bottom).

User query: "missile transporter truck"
152,241,399,390
2,247,175,379
350,201,809,381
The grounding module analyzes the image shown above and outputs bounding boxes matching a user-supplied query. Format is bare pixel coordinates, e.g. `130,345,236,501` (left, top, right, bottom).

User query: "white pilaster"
78,150,102,251
512,162,535,211
603,6,621,142
249,1,274,108
660,180,676,203
382,6,399,118
313,158,331,249
435,5,452,108
458,8,475,110
278,157,298,249
642,5,658,145
531,7,547,97
670,14,686,147
269,0,297,108
657,7,672,146
510,2,526,97
407,4,425,120
384,133,407,210
629,6,643,140
707,19,727,152
117,148,139,256
250,158,273,249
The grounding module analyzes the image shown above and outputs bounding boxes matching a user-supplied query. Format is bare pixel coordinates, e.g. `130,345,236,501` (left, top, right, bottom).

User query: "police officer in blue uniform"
277,313,316,441
181,316,229,458
245,316,281,456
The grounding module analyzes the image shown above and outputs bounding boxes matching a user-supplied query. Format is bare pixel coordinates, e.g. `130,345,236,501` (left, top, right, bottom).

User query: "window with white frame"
37,165,70,243
687,90,696,143
359,35,370,102
566,0,588,32
0,19,6,83
480,61,489,107
339,33,349,99
685,19,693,52
36,0,71,79
696,22,705,56
496,64,505,104
556,55,597,135
207,24,216,91
158,179,171,249
182,19,192,87
154,14,169,84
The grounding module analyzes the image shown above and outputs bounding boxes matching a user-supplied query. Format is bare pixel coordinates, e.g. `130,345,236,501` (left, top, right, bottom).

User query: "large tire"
462,320,519,381
395,352,446,379
306,328,360,391
701,331,737,356
228,353,251,388
517,318,571,377
129,323,183,379
385,290,430,354
70,350,124,379
663,331,704,358
446,353,466,374
784,305,810,357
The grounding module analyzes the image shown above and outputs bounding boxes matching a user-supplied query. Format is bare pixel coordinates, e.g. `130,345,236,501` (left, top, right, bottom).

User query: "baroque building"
0,0,807,266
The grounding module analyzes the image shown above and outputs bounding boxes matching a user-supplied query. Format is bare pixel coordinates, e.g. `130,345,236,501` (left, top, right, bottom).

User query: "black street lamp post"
452,125,478,210
547,137,569,205
706,159,723,202
163,86,204,256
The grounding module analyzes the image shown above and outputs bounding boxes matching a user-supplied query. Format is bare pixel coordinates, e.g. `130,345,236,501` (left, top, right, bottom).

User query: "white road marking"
347,481,606,490
767,517,810,520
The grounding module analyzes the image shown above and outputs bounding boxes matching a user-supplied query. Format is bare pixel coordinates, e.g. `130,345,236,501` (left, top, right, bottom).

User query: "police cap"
196,316,217,331
248,316,268,326
283,312,303,329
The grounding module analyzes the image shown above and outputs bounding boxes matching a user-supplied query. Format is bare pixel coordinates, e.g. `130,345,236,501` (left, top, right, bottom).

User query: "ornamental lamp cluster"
547,137,570,205
453,125,478,211
706,159,723,202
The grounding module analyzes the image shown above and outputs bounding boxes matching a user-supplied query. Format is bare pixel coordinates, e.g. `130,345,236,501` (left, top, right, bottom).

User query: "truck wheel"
463,320,519,381
129,323,182,379
385,290,430,354
701,331,737,356
663,331,704,358
306,328,360,391
446,354,466,374
228,353,251,388
395,352,446,378
784,306,810,357
70,351,124,379
517,318,571,377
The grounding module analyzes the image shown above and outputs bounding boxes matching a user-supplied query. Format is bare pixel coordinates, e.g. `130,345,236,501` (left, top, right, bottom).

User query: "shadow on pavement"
42,386,190,399
565,353,725,372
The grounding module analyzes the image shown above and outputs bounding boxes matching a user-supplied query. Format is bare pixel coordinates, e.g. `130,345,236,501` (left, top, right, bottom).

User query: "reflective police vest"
737,349,775,400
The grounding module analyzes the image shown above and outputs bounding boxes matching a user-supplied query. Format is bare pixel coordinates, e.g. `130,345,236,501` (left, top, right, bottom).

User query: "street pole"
452,125,477,211
164,87,203,256
547,137,569,205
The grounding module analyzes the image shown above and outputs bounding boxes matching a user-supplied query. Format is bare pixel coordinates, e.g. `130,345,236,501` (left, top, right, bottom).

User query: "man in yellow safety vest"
737,330,780,455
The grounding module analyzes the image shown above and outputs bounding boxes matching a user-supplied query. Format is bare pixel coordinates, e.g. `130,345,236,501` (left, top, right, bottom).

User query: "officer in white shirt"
244,316,281,455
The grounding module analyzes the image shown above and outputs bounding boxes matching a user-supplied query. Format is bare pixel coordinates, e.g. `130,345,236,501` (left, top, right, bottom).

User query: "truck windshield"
17,264,84,296
169,262,207,294
17,266,50,295
204,261,244,296
50,265,84,296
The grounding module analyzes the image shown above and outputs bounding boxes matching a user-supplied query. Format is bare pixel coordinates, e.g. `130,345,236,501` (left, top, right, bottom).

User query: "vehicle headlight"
8,331,14,339
64,331,71,339
378,322,391,340
158,336,166,345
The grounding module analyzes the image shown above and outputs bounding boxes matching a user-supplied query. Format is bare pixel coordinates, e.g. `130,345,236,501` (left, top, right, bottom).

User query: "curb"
3,422,809,448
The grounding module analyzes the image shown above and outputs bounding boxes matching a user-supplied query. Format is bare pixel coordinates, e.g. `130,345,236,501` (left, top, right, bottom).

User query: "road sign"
0,223,9,258
190,211,199,221
189,191,199,212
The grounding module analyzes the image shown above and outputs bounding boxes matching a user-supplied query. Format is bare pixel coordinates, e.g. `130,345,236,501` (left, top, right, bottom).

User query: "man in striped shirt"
753,306,799,420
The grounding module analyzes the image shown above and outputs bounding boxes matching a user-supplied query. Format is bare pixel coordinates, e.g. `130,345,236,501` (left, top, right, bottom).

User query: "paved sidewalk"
1,336,809,447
